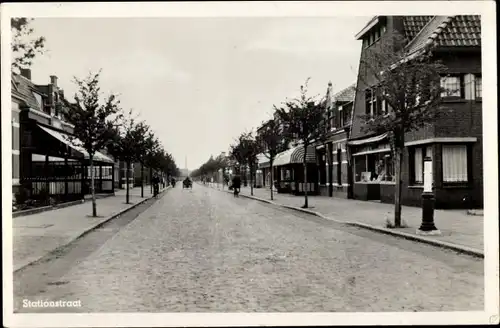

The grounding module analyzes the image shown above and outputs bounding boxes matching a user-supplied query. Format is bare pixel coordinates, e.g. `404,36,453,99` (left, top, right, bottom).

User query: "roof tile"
403,16,434,42
334,84,356,103
404,15,481,54
12,73,42,110
434,15,481,47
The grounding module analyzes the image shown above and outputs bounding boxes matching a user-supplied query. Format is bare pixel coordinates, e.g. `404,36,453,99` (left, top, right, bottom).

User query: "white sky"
27,16,370,169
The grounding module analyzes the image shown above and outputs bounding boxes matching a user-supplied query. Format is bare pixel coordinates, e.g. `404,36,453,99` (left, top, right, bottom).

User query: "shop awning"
38,124,114,163
273,145,316,167
257,153,270,168
32,153,78,162
348,133,388,146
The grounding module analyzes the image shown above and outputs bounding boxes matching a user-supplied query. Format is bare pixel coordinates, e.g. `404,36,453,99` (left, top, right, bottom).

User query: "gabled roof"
356,15,481,54
333,84,356,103
11,73,44,110
405,15,481,55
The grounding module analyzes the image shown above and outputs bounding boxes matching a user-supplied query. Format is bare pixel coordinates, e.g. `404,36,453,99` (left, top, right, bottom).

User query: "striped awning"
38,124,114,163
273,145,316,167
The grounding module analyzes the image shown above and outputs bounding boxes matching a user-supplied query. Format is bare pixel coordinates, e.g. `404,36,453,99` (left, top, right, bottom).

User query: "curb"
13,194,114,218
206,184,484,258
347,222,484,258
14,186,172,273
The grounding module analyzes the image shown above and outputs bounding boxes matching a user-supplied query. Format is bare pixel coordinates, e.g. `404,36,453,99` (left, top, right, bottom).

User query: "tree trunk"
150,167,153,193
141,163,144,198
393,133,404,228
250,164,254,196
270,158,274,201
303,145,308,208
126,161,130,204
90,155,97,217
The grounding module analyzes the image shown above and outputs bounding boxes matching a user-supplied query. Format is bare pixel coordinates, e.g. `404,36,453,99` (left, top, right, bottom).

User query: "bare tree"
275,78,326,208
356,32,448,227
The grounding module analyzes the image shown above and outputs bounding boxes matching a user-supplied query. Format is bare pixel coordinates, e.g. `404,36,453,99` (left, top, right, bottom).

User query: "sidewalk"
13,185,166,272
207,184,483,256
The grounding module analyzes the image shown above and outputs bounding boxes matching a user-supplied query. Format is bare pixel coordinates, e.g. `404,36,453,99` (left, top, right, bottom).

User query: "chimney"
50,75,58,88
20,68,31,80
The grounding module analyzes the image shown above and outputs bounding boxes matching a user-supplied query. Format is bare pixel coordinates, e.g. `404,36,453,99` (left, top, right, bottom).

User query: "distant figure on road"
171,177,176,187
232,174,241,197
152,175,160,198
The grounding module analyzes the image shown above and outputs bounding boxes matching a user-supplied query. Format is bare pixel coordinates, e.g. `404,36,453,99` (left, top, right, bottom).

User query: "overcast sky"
28,17,369,170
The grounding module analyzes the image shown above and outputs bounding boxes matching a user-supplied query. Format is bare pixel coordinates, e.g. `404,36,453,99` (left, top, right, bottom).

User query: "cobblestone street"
14,184,484,313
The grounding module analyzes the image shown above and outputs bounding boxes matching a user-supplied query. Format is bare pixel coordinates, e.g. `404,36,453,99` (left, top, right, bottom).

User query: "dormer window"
32,92,43,110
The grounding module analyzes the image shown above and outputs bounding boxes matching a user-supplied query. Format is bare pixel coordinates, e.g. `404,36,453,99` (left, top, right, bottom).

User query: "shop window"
354,156,368,182
440,75,464,98
442,144,468,183
355,152,393,183
475,74,482,99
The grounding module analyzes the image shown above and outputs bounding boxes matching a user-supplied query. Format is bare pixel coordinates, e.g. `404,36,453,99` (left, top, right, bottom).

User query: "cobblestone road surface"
15,185,483,312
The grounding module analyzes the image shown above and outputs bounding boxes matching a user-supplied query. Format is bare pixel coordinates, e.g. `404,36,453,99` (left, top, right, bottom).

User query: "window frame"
409,145,433,185
474,74,482,101
441,143,471,186
440,74,465,99
365,88,375,116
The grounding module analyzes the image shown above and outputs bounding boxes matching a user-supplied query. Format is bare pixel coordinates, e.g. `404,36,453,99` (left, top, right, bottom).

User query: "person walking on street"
232,174,241,197
152,174,160,198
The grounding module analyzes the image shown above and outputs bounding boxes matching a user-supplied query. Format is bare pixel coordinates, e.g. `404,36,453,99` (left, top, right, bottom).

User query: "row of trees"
191,78,325,206
12,19,180,218
63,71,180,217
193,32,449,227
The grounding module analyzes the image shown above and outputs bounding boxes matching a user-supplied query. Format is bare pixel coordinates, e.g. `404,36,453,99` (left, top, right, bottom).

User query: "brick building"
348,15,482,209
315,82,356,198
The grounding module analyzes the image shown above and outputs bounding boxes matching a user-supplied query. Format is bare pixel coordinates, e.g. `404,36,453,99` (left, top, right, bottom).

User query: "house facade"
349,15,482,209
12,69,116,203
315,82,356,198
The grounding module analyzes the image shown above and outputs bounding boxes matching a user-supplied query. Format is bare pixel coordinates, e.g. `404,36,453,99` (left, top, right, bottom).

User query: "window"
354,155,368,182
442,145,468,183
341,105,351,127
475,74,482,99
381,91,389,113
411,146,433,184
441,75,464,98
365,89,374,116
414,148,423,183
32,92,44,110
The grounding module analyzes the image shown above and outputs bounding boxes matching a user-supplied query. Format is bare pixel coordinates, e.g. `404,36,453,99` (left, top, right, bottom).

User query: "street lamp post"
417,156,441,235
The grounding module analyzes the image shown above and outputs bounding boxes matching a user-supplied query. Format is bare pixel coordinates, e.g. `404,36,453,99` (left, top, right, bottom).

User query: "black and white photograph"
2,1,498,327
